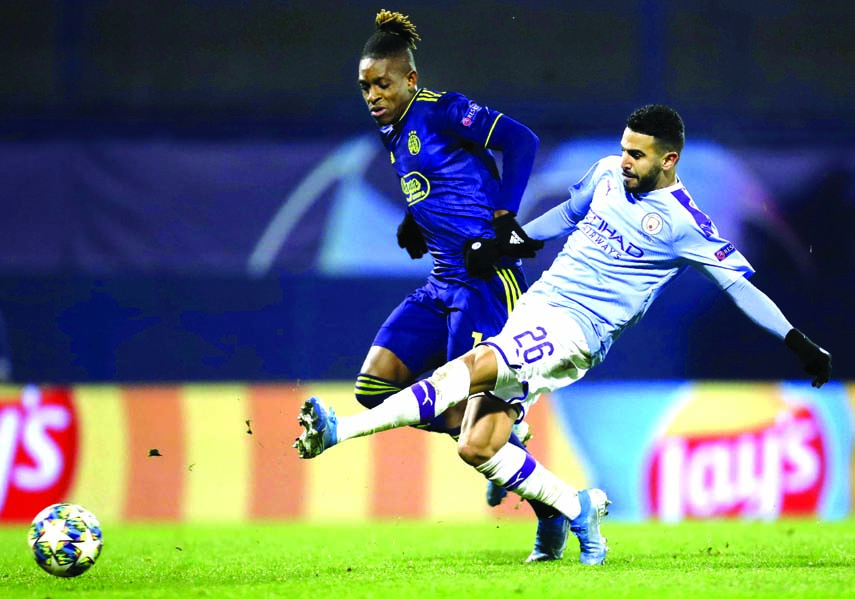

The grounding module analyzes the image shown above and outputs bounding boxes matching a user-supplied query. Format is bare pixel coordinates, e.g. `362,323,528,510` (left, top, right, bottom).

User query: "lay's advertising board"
551,381,854,521
0,381,852,523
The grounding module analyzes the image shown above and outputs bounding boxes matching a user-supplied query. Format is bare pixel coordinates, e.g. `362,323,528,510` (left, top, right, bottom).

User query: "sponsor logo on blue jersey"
461,102,482,127
715,243,736,261
401,171,430,205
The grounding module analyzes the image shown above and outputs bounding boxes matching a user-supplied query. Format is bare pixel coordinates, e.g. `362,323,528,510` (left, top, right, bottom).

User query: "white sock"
337,360,471,443
476,443,581,520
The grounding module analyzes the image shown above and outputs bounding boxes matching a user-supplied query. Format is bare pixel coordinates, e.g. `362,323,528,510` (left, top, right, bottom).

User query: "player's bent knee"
457,436,495,467
427,359,471,414
458,345,500,395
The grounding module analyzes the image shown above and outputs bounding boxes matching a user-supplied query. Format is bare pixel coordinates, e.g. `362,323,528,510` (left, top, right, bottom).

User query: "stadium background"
0,1,853,523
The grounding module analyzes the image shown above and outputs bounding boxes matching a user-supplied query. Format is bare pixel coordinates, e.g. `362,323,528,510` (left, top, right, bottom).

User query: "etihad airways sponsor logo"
579,210,644,258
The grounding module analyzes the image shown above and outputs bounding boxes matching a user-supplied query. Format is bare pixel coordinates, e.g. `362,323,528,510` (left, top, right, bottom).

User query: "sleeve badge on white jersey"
715,243,736,261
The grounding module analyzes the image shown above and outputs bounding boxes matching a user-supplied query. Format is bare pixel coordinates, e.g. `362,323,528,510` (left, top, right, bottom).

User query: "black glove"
396,211,427,259
785,328,832,388
463,237,502,279
492,213,544,259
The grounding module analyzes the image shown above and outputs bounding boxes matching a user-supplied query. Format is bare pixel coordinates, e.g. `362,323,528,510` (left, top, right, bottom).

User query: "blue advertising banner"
0,137,838,278
0,136,850,382
550,381,853,522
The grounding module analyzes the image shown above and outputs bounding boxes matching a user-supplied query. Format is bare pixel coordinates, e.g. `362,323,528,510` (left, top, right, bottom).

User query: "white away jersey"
527,155,755,364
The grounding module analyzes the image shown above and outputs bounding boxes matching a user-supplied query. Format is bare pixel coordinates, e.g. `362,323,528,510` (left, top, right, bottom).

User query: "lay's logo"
0,386,78,521
645,397,826,521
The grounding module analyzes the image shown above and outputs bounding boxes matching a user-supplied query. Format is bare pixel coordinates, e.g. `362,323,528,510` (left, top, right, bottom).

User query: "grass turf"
2,518,854,598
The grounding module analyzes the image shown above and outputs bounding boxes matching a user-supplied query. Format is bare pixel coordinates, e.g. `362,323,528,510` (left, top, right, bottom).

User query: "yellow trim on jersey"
495,266,523,314
416,89,444,102
484,113,504,148
395,90,421,124
395,89,446,124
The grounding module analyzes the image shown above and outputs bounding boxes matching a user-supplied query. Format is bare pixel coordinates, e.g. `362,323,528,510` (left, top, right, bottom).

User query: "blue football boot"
570,488,610,565
486,482,508,507
292,397,338,459
525,514,571,562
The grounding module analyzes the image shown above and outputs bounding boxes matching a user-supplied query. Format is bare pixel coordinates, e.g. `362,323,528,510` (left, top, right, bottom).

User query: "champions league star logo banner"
550,381,853,522
0,136,790,278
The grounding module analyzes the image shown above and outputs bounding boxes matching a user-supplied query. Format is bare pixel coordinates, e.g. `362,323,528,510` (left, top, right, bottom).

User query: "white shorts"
481,293,592,421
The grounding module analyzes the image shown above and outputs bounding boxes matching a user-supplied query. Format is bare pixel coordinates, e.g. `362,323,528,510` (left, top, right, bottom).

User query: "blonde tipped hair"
362,9,421,58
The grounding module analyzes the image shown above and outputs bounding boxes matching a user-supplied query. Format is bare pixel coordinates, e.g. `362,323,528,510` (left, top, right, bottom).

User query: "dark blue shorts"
371,265,528,375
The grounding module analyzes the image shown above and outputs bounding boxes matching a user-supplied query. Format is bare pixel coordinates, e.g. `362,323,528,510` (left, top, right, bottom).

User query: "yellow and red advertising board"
0,382,851,523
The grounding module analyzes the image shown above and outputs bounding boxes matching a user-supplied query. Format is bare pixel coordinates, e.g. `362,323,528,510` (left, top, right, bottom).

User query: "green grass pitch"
2,519,854,598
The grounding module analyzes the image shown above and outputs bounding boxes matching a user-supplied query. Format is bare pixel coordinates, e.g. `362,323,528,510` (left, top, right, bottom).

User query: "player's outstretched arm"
523,200,583,241
722,276,831,387
521,158,600,242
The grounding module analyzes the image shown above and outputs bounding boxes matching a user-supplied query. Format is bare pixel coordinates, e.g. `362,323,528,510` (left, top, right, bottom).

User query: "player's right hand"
784,328,832,388
463,237,501,279
397,211,428,259
492,213,544,259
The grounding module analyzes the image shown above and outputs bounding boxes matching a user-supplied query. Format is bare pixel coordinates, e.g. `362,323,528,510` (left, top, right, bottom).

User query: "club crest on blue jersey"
401,171,430,205
715,243,736,261
461,101,483,127
407,130,421,155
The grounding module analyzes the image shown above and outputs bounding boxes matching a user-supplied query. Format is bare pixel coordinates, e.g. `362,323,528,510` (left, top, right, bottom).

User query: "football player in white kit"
294,104,832,566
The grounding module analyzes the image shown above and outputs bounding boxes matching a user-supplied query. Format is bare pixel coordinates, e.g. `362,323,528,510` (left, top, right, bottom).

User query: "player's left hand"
397,211,428,259
785,328,832,388
463,237,501,279
492,213,544,259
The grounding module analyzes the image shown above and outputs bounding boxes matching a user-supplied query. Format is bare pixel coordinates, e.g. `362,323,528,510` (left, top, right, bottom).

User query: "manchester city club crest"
642,213,663,235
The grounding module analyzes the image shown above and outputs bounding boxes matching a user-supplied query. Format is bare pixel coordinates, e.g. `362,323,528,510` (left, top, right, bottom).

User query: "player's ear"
406,69,418,90
662,150,679,171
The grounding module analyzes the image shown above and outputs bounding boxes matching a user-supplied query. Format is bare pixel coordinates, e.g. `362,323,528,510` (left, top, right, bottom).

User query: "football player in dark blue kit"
352,10,565,561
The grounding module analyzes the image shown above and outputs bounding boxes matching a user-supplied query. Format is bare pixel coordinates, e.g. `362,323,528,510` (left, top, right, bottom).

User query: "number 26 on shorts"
513,327,555,364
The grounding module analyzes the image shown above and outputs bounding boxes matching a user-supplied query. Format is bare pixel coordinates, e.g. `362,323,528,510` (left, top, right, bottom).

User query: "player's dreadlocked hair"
626,104,685,152
362,9,421,60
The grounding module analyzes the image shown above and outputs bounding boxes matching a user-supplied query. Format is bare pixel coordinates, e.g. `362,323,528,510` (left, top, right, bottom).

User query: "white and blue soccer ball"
28,502,103,577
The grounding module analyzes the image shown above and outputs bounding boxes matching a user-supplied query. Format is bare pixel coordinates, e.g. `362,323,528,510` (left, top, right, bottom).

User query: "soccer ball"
27,502,103,577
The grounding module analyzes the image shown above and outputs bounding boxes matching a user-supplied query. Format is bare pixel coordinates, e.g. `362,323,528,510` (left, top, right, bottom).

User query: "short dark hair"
626,104,685,152
361,10,421,60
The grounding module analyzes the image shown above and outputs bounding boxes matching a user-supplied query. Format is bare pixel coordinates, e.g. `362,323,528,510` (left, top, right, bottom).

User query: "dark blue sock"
354,373,401,409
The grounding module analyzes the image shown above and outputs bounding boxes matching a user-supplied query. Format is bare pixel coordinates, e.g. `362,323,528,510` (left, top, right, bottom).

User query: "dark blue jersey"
379,88,522,282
